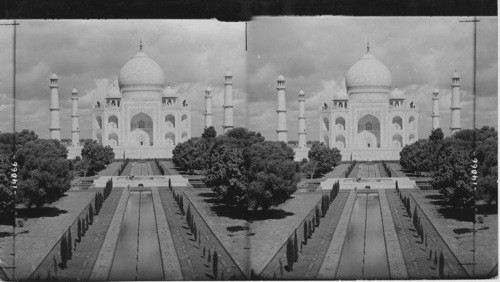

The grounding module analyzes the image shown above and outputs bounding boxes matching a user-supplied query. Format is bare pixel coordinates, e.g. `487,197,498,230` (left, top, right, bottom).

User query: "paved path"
89,188,129,280
29,190,123,280
259,191,349,279
386,190,469,278
97,162,122,176
0,191,95,280
317,190,356,279
159,188,246,280
379,190,408,279
411,191,496,278
150,187,183,280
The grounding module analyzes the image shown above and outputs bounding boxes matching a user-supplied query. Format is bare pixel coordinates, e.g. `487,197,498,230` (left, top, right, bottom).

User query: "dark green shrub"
213,250,218,278
60,234,68,268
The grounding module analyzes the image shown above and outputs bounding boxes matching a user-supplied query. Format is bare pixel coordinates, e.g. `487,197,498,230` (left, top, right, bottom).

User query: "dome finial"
139,39,143,52
367,39,371,53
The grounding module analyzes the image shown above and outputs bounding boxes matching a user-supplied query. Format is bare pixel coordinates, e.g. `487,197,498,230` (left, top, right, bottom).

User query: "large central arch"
130,112,154,146
357,114,381,148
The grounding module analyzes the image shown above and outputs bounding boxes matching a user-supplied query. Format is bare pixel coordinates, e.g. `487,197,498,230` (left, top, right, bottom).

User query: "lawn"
0,190,95,280
184,188,324,277
411,190,497,278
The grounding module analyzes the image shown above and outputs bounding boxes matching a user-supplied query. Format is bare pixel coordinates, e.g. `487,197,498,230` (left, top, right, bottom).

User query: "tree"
247,141,299,211
15,138,71,208
293,230,298,262
429,128,444,142
301,159,318,179
67,228,73,260
213,250,218,278
307,143,342,176
80,140,114,176
172,137,207,174
0,155,14,217
308,220,312,238
205,128,298,212
286,237,294,271
432,139,474,208
202,126,217,140
315,206,320,226
77,218,82,241
303,221,308,245
438,252,445,278
60,234,68,269
89,205,94,225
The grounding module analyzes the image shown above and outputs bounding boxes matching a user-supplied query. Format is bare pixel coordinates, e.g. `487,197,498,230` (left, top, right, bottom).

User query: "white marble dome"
162,85,177,97
334,85,348,100
389,87,405,99
346,52,392,94
118,51,165,91
106,86,121,98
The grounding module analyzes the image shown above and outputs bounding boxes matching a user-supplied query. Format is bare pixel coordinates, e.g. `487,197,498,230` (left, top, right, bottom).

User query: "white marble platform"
93,175,189,188
320,177,416,190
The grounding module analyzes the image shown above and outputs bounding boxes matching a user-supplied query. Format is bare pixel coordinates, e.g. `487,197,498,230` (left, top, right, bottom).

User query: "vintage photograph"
0,17,497,280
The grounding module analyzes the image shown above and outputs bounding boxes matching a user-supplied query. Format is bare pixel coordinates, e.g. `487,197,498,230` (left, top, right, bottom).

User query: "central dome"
118,50,165,91
345,52,392,94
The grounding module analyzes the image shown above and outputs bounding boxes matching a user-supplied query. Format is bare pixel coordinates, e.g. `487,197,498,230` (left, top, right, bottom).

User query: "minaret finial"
139,39,143,51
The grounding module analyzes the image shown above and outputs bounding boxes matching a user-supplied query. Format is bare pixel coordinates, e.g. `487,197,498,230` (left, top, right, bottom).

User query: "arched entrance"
357,114,380,148
130,112,154,146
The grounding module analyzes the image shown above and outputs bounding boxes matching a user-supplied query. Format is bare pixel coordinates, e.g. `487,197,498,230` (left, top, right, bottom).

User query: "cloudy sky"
0,17,497,142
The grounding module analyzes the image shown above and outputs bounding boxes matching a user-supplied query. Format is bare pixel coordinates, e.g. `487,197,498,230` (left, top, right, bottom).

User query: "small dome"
206,86,212,92
453,71,460,78
277,74,285,81
106,85,121,98
433,87,439,94
50,72,58,80
299,90,304,95
72,88,78,94
389,88,405,99
162,86,177,97
345,52,392,93
118,50,165,90
334,86,348,100
225,69,232,76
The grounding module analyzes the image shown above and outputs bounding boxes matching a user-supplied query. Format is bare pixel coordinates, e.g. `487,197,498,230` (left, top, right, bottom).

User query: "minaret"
276,74,288,142
298,90,307,148
222,69,234,133
432,86,440,130
450,71,461,134
71,87,80,147
49,72,61,140
204,86,213,128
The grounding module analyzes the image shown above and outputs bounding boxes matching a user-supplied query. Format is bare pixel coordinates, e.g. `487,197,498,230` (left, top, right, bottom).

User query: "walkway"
97,162,122,176
90,188,129,280
150,187,183,280
0,191,95,280
30,190,123,280
259,191,349,279
158,188,246,280
317,191,356,279
386,189,469,278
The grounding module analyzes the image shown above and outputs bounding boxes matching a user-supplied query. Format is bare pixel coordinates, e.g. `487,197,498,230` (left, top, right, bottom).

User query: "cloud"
1,17,497,144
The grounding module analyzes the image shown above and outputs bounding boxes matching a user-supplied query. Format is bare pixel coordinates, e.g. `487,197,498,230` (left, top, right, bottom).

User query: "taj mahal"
49,41,461,162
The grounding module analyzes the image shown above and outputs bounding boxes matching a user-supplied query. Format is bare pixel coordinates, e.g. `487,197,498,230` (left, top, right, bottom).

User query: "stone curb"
379,190,409,279
89,188,129,280
317,190,356,279
151,187,183,280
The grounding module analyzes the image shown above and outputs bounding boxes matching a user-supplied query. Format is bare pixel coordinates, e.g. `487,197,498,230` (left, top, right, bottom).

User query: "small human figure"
354,187,357,194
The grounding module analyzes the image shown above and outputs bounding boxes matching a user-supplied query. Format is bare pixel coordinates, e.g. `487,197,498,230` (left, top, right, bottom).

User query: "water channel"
336,193,390,279
109,191,164,281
